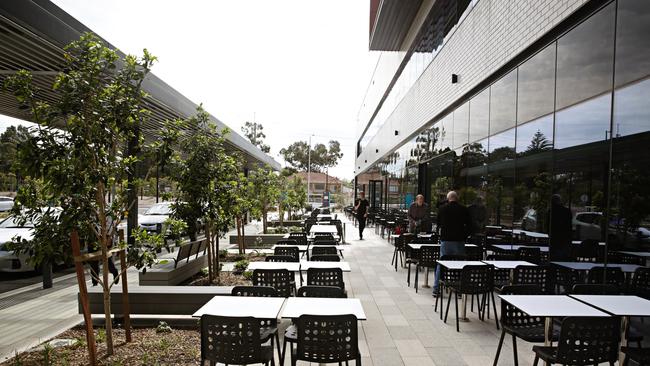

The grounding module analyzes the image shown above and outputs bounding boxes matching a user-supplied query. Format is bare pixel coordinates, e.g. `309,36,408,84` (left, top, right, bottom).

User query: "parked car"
0,196,14,212
138,202,174,233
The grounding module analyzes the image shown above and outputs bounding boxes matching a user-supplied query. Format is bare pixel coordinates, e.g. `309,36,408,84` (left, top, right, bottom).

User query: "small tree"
229,172,254,254
241,121,270,153
3,33,157,356
249,166,281,234
285,176,307,220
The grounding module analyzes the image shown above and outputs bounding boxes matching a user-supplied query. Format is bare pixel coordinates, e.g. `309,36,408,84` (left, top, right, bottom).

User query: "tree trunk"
262,210,268,234
41,261,53,289
214,234,220,282
205,225,213,284
101,251,114,355
241,218,246,253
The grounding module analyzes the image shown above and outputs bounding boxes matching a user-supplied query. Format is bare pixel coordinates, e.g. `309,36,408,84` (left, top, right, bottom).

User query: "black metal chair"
274,246,299,262
265,255,295,262
532,316,621,366
392,233,414,271
414,245,439,293
231,286,281,360
517,247,541,264
310,254,341,262
621,347,650,366
573,239,600,262
311,246,338,256
629,267,650,299
434,255,467,315
513,265,553,294
314,233,335,241
200,314,275,366
571,283,619,295
288,233,307,246
307,267,346,296
493,284,556,366
466,245,484,260
587,266,625,287
443,265,498,332
253,269,294,297
290,314,361,366
276,239,299,246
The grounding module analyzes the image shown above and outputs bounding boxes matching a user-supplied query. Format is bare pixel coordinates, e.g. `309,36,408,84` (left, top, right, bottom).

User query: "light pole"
307,134,314,209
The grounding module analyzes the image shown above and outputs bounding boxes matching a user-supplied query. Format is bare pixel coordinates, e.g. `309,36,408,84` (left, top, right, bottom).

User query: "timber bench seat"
138,239,209,286
79,286,233,315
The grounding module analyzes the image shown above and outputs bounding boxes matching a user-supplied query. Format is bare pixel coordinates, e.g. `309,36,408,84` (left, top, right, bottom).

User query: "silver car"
0,196,14,212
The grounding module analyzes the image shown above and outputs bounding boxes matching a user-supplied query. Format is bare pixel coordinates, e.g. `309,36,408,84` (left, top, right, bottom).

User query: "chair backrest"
486,253,518,261
466,245,483,260
311,246,338,256
276,239,299,246
396,233,414,249
314,233,335,240
587,266,625,286
252,269,293,297
630,267,650,299
175,242,194,268
574,239,600,261
196,239,208,257
310,254,341,262
513,265,552,294
500,284,544,328
517,247,541,264
440,254,467,261
419,245,440,267
265,255,295,263
200,315,263,365
459,265,493,294
297,285,346,298
555,317,621,365
188,240,201,258
294,314,359,363
313,239,338,246
571,284,619,295
615,253,645,265
307,267,345,289
289,233,307,246
274,246,299,262
231,285,279,297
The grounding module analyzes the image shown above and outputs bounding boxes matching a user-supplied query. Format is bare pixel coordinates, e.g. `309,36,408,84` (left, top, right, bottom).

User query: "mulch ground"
2,326,202,366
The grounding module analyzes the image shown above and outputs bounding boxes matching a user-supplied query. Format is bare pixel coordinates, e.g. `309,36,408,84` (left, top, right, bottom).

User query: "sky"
0,0,379,180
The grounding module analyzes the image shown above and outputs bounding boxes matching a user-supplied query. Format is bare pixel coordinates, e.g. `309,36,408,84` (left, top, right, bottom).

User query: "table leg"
619,316,628,365
544,317,552,366
424,267,430,288
460,294,468,321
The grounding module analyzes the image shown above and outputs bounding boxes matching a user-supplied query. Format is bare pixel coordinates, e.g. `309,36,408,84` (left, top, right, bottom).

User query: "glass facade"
357,0,650,249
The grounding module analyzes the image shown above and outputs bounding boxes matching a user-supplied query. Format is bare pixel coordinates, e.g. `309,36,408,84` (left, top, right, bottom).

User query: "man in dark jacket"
354,191,370,240
547,194,572,261
433,191,471,296
408,194,430,233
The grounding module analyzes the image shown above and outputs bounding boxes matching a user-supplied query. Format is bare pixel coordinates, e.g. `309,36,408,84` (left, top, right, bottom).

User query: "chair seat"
505,325,559,343
621,346,650,363
284,324,297,342
260,326,278,342
532,345,558,363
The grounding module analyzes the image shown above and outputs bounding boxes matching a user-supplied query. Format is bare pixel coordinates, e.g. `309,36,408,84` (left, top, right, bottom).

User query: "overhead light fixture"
394,130,399,136
451,74,459,84
375,149,379,153
364,160,367,163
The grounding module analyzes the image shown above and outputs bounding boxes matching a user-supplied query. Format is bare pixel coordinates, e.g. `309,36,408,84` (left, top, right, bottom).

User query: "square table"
280,297,366,320
491,244,549,252
300,261,351,272
309,225,338,234
192,296,285,318
481,260,536,269
499,295,610,346
569,295,650,364
551,261,642,273
436,260,488,319
247,261,301,272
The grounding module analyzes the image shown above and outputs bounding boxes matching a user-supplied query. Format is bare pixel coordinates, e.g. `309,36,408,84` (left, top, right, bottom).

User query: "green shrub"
234,259,249,272
156,321,172,334
242,270,253,280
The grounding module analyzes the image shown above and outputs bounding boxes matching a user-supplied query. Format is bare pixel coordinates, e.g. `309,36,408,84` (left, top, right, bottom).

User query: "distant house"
292,172,349,208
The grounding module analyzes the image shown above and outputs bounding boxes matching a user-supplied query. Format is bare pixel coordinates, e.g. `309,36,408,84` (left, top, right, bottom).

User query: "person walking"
408,194,430,233
547,194,572,261
433,191,472,296
354,191,369,240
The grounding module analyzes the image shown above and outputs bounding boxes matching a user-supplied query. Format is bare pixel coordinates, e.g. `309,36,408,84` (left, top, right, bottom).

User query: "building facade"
293,172,351,208
355,0,650,248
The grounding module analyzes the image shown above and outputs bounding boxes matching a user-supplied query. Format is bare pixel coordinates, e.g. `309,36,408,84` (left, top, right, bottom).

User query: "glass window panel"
555,93,611,150
439,114,453,152
556,3,615,109
488,128,516,163
490,69,517,135
615,0,650,87
453,102,469,149
517,45,556,124
469,88,490,143
613,78,650,138
516,115,554,156
464,138,489,168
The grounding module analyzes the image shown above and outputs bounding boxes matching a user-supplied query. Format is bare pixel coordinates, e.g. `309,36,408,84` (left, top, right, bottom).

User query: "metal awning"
0,0,280,170
369,0,424,51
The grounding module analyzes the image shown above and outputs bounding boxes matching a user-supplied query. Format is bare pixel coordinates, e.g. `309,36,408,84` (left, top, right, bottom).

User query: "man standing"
354,191,370,240
408,194,430,233
433,191,471,296
547,194,572,261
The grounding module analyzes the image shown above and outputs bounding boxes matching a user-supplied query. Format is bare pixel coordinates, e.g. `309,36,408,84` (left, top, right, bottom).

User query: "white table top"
192,296,285,318
551,262,642,273
300,261,351,272
492,244,549,252
317,214,334,219
407,243,477,250
280,297,366,320
499,295,610,317
247,262,301,271
272,244,309,252
618,251,650,258
417,233,434,238
436,260,487,270
481,260,536,269
570,295,650,317
309,225,339,234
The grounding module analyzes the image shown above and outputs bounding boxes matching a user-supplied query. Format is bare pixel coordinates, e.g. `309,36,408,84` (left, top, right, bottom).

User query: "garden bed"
1,326,201,365
184,271,251,286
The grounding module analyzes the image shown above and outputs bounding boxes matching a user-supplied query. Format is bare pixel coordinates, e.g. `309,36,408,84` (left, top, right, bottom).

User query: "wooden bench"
80,286,233,315
139,239,209,286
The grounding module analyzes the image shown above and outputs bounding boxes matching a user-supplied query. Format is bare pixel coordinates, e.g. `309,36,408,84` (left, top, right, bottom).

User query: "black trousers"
357,215,366,238
90,257,118,286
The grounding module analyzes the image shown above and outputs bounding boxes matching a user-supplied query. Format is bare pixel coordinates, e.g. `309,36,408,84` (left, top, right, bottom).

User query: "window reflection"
516,115,554,156
556,2,615,109
615,0,650,87
490,69,517,134
453,102,469,149
488,128,516,163
555,93,611,150
517,45,556,124
439,115,453,153
469,88,489,143
613,78,650,138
